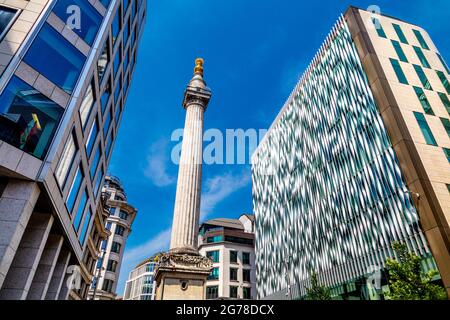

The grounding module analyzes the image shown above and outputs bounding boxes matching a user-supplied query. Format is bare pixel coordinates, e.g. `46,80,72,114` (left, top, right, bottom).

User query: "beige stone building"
89,176,137,300
198,214,256,300
0,0,147,299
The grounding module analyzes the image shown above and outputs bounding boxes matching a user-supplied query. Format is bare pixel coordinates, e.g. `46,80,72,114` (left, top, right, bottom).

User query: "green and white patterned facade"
251,16,436,300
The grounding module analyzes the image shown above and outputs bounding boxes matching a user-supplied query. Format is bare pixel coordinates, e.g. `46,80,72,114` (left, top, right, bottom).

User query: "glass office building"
123,258,158,300
0,0,146,300
252,7,450,299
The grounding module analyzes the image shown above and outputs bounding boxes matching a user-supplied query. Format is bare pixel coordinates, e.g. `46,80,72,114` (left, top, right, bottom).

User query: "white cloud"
116,228,171,296
200,168,251,219
144,139,176,187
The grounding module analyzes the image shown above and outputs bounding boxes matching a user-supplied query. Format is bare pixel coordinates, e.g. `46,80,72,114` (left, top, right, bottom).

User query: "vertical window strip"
372,18,386,38
414,112,437,146
438,92,450,115
437,53,450,75
391,40,408,63
436,70,450,94
413,46,430,68
393,23,408,44
440,118,450,137
413,86,434,115
390,59,408,84
413,29,430,50
414,65,432,90
443,148,450,163
55,131,77,188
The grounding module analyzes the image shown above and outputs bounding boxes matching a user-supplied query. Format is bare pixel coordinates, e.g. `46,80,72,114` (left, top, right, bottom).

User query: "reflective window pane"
390,59,408,85
67,166,83,212
391,40,408,63
0,76,63,159
86,118,98,156
414,65,432,90
413,29,429,50
103,107,112,137
73,188,87,231
90,145,101,178
97,40,109,83
24,23,86,94
52,0,102,45
441,118,450,137
55,131,77,188
0,6,18,39
413,46,430,68
414,112,437,146
79,207,92,244
413,86,434,115
371,18,386,38
101,80,111,113
393,23,408,44
436,70,450,94
79,80,95,128
112,7,121,46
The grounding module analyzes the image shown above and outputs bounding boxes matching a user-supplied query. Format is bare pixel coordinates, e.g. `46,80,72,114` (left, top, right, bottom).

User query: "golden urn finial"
194,58,204,76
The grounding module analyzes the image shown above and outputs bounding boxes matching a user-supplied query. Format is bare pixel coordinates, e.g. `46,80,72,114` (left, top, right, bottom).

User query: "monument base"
154,251,212,300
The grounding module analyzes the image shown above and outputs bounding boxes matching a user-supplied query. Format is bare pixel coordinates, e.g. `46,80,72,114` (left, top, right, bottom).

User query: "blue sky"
108,0,450,294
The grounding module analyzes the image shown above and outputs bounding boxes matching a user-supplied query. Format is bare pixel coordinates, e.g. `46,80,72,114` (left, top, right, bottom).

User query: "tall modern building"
252,6,450,300
123,256,158,300
0,0,147,299
89,175,137,300
198,214,256,300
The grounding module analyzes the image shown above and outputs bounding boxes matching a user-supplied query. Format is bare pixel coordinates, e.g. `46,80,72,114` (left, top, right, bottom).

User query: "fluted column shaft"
170,102,204,252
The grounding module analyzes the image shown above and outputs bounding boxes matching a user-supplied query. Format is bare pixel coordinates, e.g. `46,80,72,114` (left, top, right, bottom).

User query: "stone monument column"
154,58,213,300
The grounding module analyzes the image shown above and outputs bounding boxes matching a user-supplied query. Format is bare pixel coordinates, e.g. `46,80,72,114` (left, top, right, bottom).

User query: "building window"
113,49,121,77
52,0,102,45
79,80,95,129
447,184,450,193
392,23,408,44
105,131,114,157
242,269,251,283
102,279,114,292
436,70,450,94
103,107,112,137
115,101,122,124
145,263,155,273
114,78,121,105
111,6,121,46
0,6,18,41
85,118,98,156
206,235,222,243
441,118,450,137
206,286,218,299
101,240,107,250
55,131,77,188
229,286,238,299
0,76,64,159
123,18,130,45
391,40,408,63
115,225,125,236
437,53,450,75
229,268,238,281
79,208,92,245
101,80,111,113
208,267,219,280
73,188,87,231
414,65,432,90
414,112,437,146
90,146,101,178
412,46,430,69
413,29,429,50
24,23,86,94
229,250,238,264
242,252,250,265
93,167,104,197
438,92,450,115
66,166,83,212
105,221,112,230
413,86,434,115
106,259,118,272
371,17,386,38
123,49,129,72
111,241,121,253
119,210,128,220
390,59,408,85
206,250,219,263
123,73,129,98
97,40,109,83
444,148,450,163
242,287,251,299
99,0,111,9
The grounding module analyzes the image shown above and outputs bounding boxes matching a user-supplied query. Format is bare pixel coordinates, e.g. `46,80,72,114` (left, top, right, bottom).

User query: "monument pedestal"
154,252,212,300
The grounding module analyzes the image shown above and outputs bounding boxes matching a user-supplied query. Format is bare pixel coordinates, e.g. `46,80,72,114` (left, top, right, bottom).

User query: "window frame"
0,6,20,42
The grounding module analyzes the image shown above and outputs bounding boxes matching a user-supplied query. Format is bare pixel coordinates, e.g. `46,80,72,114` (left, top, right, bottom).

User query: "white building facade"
198,214,256,300
123,258,157,300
